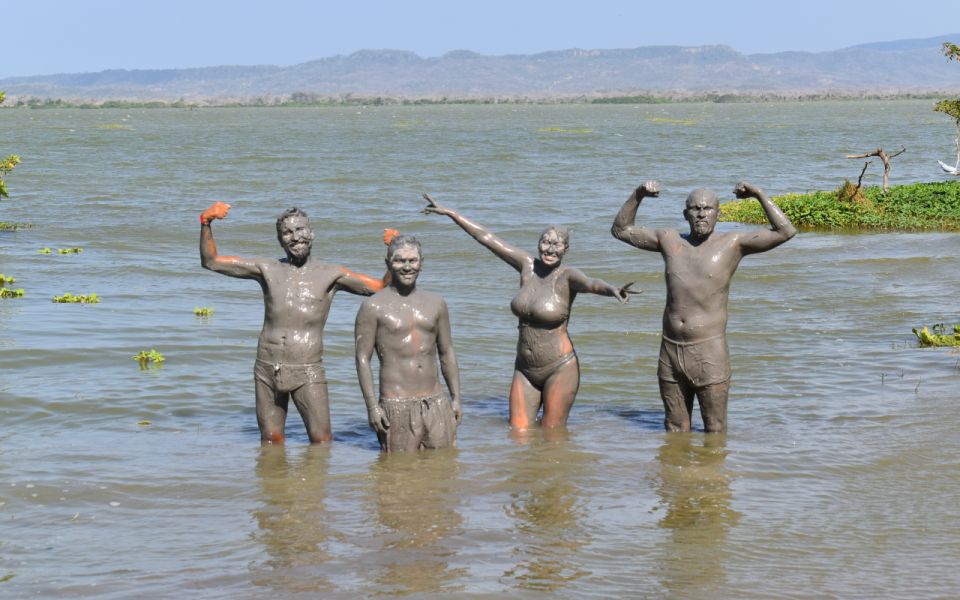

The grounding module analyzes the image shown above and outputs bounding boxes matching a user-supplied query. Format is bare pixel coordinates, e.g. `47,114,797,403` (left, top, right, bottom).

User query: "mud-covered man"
354,235,461,452
611,181,796,433
200,201,394,444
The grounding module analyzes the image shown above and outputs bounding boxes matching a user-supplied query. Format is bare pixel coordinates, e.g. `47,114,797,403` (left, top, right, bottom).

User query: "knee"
664,417,691,432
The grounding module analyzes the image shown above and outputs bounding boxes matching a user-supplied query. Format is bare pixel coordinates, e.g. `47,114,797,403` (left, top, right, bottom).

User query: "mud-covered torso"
511,264,575,367
256,260,343,364
660,230,743,342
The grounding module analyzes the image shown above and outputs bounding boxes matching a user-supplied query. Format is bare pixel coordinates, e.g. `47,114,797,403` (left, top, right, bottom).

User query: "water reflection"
654,434,741,597
251,445,334,593
366,449,467,596
501,433,593,591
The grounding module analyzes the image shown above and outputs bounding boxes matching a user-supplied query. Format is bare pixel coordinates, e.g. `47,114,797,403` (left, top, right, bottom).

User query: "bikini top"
510,270,569,328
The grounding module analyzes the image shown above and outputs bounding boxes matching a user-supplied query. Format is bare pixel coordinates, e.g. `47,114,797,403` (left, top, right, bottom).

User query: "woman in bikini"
423,193,636,430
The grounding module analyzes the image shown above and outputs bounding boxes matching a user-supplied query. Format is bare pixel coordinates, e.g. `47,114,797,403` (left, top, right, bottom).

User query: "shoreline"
0,91,954,109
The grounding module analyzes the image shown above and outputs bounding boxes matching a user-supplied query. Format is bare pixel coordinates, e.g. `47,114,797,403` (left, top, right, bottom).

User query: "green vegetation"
0,288,24,299
0,274,14,285
37,247,52,254
57,247,83,254
193,306,214,317
52,293,100,304
537,127,593,134
913,323,960,347
720,180,960,231
133,349,165,368
935,42,960,174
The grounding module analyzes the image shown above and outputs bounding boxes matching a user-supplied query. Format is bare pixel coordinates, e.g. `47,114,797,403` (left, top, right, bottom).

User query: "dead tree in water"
846,147,906,192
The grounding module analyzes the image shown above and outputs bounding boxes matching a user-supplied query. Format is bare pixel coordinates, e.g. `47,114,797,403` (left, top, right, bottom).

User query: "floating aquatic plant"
57,247,83,254
647,117,698,126
133,349,165,368
37,247,52,254
913,323,960,347
193,306,214,317
0,274,14,285
537,127,593,134
52,292,100,304
0,288,24,299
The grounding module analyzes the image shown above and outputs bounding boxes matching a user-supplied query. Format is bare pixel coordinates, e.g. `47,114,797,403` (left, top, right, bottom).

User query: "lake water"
2,101,960,598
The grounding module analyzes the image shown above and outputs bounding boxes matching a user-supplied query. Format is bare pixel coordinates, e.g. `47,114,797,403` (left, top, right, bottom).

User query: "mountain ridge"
2,34,959,102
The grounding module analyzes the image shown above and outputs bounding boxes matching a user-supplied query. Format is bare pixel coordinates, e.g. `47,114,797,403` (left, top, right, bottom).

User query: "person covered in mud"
354,235,461,452
611,181,796,433
199,200,396,444
422,193,636,431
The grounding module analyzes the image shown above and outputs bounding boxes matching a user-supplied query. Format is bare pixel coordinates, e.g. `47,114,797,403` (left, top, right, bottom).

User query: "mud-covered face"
684,190,719,238
279,216,314,262
538,230,568,267
388,245,422,289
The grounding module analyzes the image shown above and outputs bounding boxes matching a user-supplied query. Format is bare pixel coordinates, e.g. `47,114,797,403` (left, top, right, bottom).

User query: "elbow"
610,224,626,241
782,224,798,241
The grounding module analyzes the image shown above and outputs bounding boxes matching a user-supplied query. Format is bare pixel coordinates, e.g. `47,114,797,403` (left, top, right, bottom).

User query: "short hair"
386,234,422,261
540,225,570,247
276,207,309,236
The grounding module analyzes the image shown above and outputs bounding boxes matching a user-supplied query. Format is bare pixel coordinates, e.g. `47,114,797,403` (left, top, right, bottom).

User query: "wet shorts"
254,360,326,394
657,334,730,388
378,393,457,452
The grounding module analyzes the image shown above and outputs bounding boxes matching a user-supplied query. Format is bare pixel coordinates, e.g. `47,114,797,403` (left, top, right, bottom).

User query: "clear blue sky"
4,0,956,78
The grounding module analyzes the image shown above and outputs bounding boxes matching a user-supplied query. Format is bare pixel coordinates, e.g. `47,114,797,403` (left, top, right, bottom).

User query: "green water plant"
0,90,21,201
133,348,165,368
0,288,24,299
0,274,14,285
57,247,83,254
37,247,52,254
720,180,960,231
52,292,100,304
193,306,214,317
913,323,960,347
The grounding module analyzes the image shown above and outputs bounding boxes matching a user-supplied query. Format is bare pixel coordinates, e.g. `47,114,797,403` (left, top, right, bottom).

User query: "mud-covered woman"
423,193,636,430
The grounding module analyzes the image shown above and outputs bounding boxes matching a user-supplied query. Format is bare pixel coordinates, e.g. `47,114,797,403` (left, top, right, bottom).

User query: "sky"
4,0,956,78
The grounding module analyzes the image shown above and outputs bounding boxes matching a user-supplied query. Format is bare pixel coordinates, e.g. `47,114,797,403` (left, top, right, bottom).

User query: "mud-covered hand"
733,181,761,199
368,405,390,434
200,201,231,225
421,193,452,217
451,398,462,425
616,281,642,303
637,180,660,198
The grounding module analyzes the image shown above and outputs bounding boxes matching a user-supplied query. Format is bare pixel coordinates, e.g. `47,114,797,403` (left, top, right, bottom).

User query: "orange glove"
200,201,231,225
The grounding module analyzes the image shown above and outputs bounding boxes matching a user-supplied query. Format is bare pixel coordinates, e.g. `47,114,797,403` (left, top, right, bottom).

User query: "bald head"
684,188,720,238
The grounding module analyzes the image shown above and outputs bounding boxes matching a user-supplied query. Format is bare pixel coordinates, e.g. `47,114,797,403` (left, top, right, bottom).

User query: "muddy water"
1,102,959,598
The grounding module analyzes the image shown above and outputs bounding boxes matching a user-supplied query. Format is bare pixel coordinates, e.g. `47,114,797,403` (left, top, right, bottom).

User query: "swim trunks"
515,351,577,389
254,360,326,394
657,334,730,388
377,393,457,452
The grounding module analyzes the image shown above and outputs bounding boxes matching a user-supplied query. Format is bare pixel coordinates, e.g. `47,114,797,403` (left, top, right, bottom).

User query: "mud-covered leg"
291,382,333,443
509,369,542,430
697,381,730,434
255,377,289,444
659,378,695,432
540,357,581,429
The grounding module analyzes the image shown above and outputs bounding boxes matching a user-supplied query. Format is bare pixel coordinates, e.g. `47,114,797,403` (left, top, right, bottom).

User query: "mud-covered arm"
333,228,399,295
567,269,639,303
199,201,264,280
611,181,664,252
422,193,530,272
354,300,389,434
436,299,462,423
733,181,797,255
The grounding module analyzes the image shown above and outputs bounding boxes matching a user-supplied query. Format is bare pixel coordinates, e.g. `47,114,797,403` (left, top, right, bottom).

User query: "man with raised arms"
611,181,796,433
200,201,395,444
354,235,461,452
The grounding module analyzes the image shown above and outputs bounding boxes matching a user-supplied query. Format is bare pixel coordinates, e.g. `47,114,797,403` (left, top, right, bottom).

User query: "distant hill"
2,34,959,103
